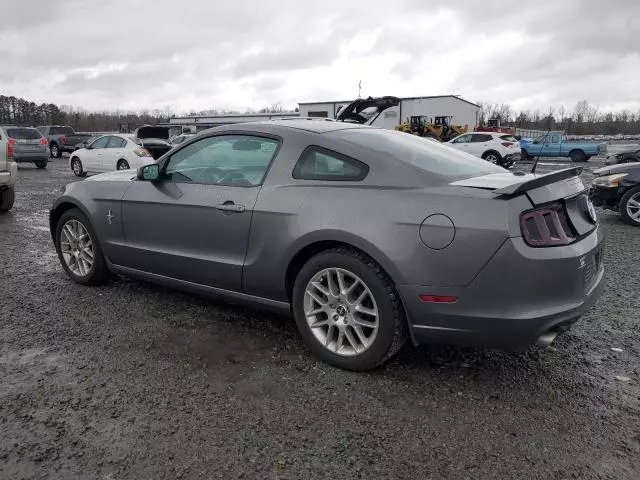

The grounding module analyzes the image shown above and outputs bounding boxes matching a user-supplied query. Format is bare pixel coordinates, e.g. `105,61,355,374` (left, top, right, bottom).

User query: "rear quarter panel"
243,184,513,302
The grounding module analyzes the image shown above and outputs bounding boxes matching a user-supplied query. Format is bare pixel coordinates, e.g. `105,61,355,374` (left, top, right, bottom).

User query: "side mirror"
137,163,160,181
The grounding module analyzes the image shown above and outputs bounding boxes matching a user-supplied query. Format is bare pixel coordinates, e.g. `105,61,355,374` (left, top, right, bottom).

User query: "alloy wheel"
51,145,59,157
304,268,379,356
626,192,640,222
72,159,82,175
486,153,499,164
60,219,95,277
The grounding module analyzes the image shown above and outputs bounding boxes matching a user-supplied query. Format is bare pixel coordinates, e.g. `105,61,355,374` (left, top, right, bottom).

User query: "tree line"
1,93,637,135
477,100,640,135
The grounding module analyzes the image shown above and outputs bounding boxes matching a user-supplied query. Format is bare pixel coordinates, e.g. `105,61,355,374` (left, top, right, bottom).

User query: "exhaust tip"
535,330,560,348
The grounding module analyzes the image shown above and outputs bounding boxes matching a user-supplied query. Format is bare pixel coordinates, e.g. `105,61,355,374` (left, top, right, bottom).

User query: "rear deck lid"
135,125,171,140
335,96,400,124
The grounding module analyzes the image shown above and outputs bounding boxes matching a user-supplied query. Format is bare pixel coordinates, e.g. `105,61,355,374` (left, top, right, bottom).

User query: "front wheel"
620,186,640,226
71,157,86,177
0,187,15,212
521,149,530,161
292,248,407,371
54,208,109,285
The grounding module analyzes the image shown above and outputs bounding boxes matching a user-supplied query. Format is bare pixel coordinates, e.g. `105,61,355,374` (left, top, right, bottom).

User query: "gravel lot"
1,156,639,480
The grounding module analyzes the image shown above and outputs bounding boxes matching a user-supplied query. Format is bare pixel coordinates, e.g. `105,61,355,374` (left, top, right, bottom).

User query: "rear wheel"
116,159,130,170
292,247,407,371
569,150,586,162
35,159,47,169
620,186,640,226
0,187,15,212
50,143,61,158
71,157,86,177
54,208,109,285
482,151,501,165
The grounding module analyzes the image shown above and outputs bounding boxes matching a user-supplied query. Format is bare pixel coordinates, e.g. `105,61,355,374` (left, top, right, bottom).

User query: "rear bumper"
14,153,48,163
399,226,605,351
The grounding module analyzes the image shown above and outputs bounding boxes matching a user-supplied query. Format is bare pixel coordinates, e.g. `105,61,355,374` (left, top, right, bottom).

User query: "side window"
107,136,125,148
471,134,492,142
550,135,560,143
164,135,280,187
90,136,110,149
293,147,368,181
451,134,471,144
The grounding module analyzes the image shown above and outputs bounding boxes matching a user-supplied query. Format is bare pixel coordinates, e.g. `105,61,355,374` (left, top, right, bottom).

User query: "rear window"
334,129,504,181
500,135,518,142
49,126,75,135
6,128,42,140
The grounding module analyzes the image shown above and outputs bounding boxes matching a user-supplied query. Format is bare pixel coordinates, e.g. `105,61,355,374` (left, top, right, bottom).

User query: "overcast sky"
0,0,638,114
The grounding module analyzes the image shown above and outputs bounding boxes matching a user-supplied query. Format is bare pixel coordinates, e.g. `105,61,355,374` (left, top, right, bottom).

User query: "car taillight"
60,135,66,144
520,203,576,247
7,138,16,160
501,142,515,147
134,148,152,157
40,137,48,145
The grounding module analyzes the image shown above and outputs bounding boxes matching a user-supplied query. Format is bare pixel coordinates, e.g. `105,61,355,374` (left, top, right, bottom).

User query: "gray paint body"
50,120,605,350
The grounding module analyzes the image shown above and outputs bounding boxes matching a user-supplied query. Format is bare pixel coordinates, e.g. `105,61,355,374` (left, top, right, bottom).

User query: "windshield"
6,128,42,140
333,128,505,181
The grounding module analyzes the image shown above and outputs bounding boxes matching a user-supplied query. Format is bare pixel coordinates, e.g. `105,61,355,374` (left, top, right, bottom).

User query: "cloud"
0,0,638,114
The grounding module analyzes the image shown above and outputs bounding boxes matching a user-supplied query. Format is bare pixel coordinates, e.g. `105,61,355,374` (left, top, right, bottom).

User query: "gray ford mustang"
50,119,605,371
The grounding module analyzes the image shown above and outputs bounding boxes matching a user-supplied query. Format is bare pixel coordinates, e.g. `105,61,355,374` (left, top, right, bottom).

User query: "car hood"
85,170,137,182
593,163,640,176
335,96,400,124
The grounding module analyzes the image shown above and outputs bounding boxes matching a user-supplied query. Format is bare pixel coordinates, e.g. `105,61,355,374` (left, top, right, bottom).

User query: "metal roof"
298,95,481,109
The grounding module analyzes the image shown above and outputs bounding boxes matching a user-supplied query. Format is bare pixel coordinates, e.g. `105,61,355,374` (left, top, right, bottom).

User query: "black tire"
71,157,86,177
35,159,47,169
521,149,530,161
482,150,502,165
50,143,61,158
116,159,130,170
619,186,640,227
54,208,110,285
569,150,586,162
0,187,15,212
291,247,407,371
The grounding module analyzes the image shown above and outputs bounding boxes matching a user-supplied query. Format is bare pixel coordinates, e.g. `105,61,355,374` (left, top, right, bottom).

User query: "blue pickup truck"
521,133,606,162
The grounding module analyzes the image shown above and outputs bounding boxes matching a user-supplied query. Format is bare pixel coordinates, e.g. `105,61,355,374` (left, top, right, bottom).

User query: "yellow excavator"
396,115,468,141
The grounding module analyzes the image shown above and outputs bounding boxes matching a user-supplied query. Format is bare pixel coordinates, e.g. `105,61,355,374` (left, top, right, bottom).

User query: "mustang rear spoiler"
492,167,584,196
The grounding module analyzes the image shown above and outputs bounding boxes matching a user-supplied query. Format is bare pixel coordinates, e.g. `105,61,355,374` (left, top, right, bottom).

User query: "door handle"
215,202,245,213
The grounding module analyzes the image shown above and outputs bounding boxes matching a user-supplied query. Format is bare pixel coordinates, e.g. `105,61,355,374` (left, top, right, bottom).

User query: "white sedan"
446,132,521,168
68,134,156,177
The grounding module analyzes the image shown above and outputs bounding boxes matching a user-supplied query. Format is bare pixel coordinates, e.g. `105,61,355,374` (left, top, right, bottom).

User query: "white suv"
447,132,521,168
0,129,18,212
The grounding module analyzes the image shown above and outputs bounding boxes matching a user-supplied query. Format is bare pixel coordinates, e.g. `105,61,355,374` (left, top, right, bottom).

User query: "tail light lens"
520,203,576,247
7,138,16,160
134,148,152,157
59,135,66,144
501,142,514,147
40,137,48,145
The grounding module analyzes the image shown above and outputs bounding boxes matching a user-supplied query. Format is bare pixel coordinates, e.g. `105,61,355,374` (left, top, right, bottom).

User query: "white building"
298,95,481,130
165,112,299,134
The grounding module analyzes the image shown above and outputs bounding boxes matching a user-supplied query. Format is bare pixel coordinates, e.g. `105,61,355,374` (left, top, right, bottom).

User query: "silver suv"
0,125,48,169
0,127,18,212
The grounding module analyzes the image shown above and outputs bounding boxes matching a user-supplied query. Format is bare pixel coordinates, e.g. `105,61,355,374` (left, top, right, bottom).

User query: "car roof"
233,118,369,134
